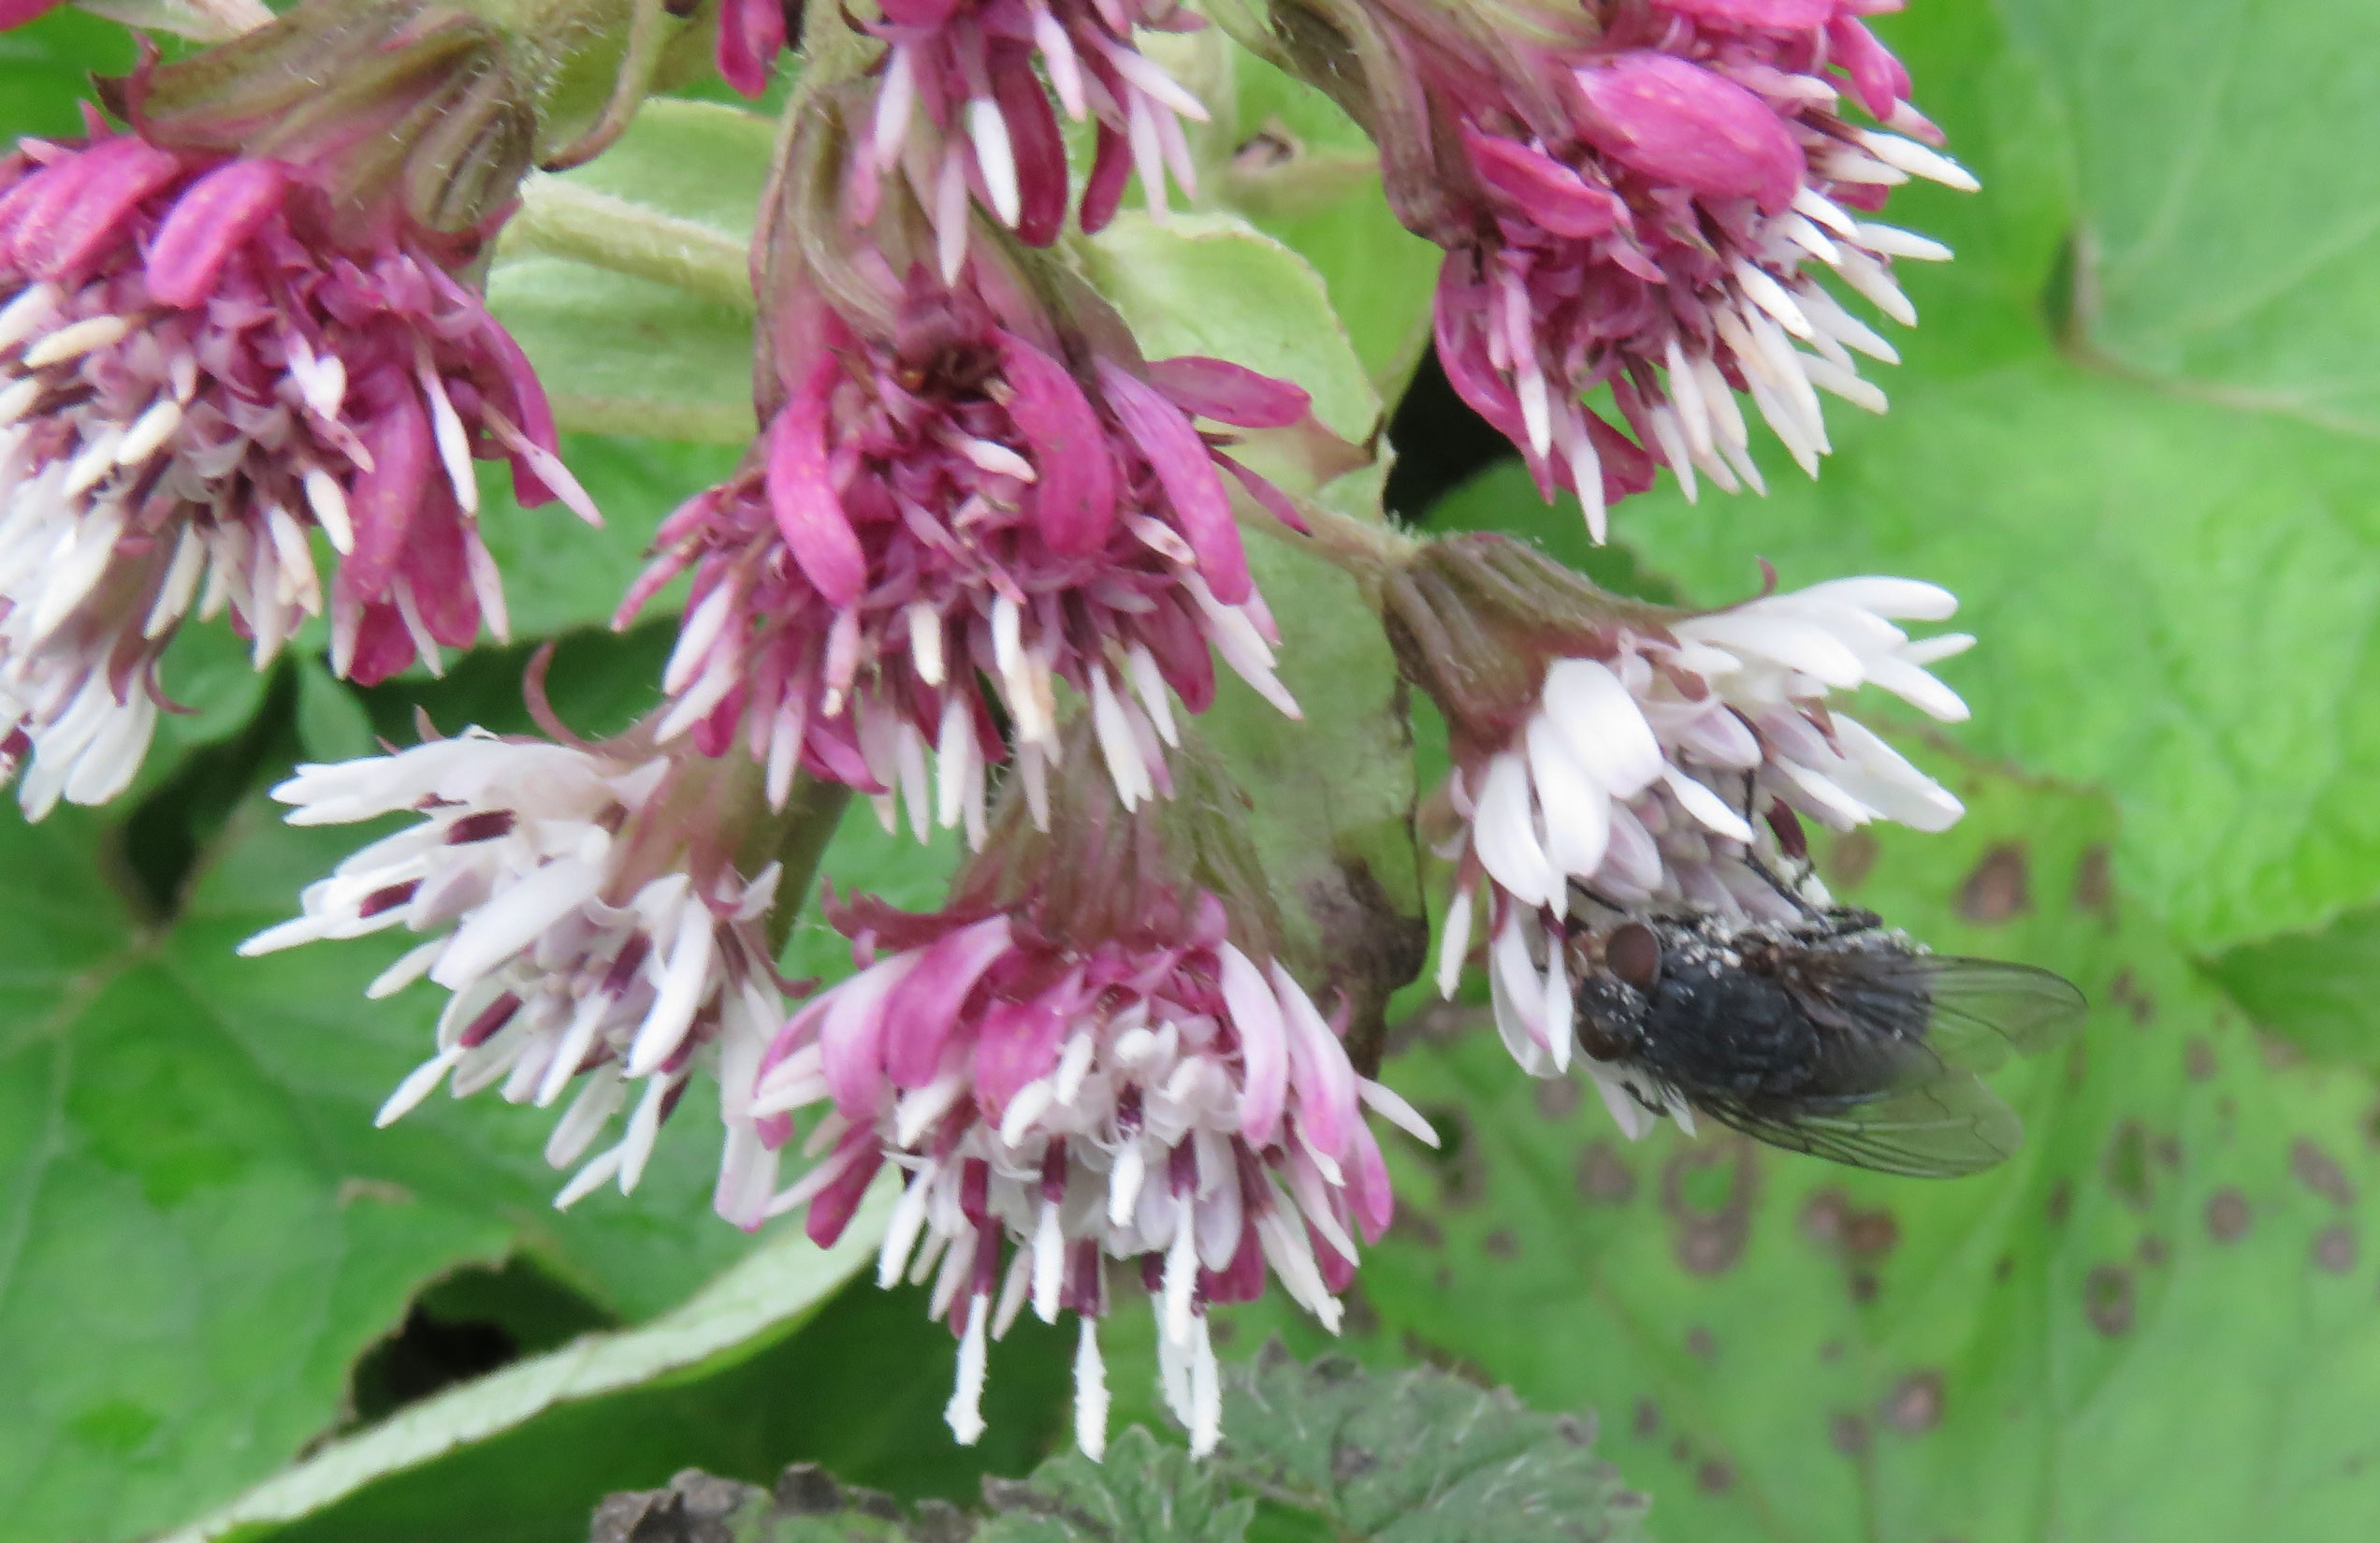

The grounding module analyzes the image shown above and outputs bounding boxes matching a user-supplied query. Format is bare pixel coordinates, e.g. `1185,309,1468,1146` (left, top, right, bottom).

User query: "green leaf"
1217,1346,1651,1543
473,434,741,639
2208,906,2380,1073
160,1186,894,1543
0,810,517,1543
1996,0,2380,434
977,1428,1255,1543
0,11,136,141
1139,760,2380,1542
488,101,773,444
1213,55,1444,399
1076,209,1382,443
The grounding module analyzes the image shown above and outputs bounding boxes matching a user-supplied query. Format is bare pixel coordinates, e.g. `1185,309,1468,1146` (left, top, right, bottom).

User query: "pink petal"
338,391,434,601
881,915,1013,1089
1215,453,1310,534
971,968,1081,1118
1347,1123,1394,1244
32,137,183,280
876,0,963,22
1218,943,1287,1145
766,362,868,608
1271,963,1358,1162
996,331,1116,557
1464,132,1621,240
807,1127,887,1247
1146,357,1311,429
1577,52,1807,213
1096,359,1250,604
1827,17,1912,119
1081,123,1131,235
1662,0,1839,25
714,0,788,100
145,157,286,307
994,64,1069,248
820,953,915,1116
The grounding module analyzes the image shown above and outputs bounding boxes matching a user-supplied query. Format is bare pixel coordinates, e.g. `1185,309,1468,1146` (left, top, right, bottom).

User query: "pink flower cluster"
1385,0,1973,531
738,874,1432,1456
626,262,1305,842
0,115,588,813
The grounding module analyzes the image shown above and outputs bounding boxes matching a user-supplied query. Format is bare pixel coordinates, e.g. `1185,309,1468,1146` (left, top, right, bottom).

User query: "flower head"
848,0,1212,270
716,0,795,98
628,100,1311,841
1386,534,1969,1107
740,732,1433,1457
0,4,592,814
239,701,801,1215
1309,0,1972,532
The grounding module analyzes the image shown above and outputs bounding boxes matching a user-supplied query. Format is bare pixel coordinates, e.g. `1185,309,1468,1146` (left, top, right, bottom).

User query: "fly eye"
1605,923,1662,992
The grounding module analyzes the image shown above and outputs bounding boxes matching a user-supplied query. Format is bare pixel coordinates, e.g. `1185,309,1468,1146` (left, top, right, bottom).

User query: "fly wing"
1691,1075,2025,1178
1862,954,2087,1073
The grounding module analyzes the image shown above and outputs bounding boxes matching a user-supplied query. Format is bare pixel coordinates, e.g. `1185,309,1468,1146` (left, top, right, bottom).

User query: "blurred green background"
10,2,2380,1539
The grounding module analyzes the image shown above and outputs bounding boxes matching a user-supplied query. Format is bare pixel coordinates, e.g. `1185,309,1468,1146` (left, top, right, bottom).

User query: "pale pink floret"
0,122,588,814
739,880,1434,1459
1397,0,1974,532
626,266,1306,841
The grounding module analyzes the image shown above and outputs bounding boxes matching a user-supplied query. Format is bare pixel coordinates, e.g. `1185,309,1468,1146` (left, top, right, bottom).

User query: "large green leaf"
1995,0,2380,434
0,10,135,141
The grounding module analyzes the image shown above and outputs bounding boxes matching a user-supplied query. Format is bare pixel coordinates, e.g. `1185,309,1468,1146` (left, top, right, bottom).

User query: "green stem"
765,776,856,959
1249,489,1423,595
536,0,681,170
501,174,757,311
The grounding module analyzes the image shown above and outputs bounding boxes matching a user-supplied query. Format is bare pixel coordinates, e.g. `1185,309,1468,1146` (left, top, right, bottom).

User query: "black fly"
1566,909,2085,1177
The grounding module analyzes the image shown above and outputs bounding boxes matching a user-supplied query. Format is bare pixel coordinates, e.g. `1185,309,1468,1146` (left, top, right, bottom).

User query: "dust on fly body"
1565,909,2085,1177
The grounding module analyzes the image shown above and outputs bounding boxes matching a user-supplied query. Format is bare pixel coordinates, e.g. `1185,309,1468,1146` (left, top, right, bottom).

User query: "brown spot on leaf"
1849,1272,1880,1305
1633,1399,1662,1438
1535,1079,1582,1121
1388,1211,1444,1250
1696,1459,1737,1494
2084,1265,2135,1335
1576,1143,1637,1204
2364,1102,2380,1149
2206,1188,2252,1243
2073,844,2115,920
1957,844,2031,924
1828,829,1878,891
1423,1105,1487,1209
1830,1412,1871,1457
2155,1136,2182,1170
2315,1225,2358,1275
1685,1326,1717,1361
1482,1229,1520,1260
1662,1138,1760,1275
1801,1187,1898,1306
2105,1120,2153,1211
2046,1180,2072,1228
1994,1253,2014,1282
2292,1138,2357,1207
2137,1234,2169,1268
1668,1436,1692,1464
2185,1039,2217,1082
2107,968,2156,1026
2259,1032,2305,1070
1881,1371,1944,1434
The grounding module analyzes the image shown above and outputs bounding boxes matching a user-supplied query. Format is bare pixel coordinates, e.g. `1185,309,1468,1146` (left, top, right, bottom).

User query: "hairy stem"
501,174,756,310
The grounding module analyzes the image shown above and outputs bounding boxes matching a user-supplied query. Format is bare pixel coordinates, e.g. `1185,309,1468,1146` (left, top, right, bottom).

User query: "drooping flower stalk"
625,83,1315,843
240,682,841,1216
1385,533,1968,1120
1241,0,1973,533
741,727,1432,1457
0,1,594,816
